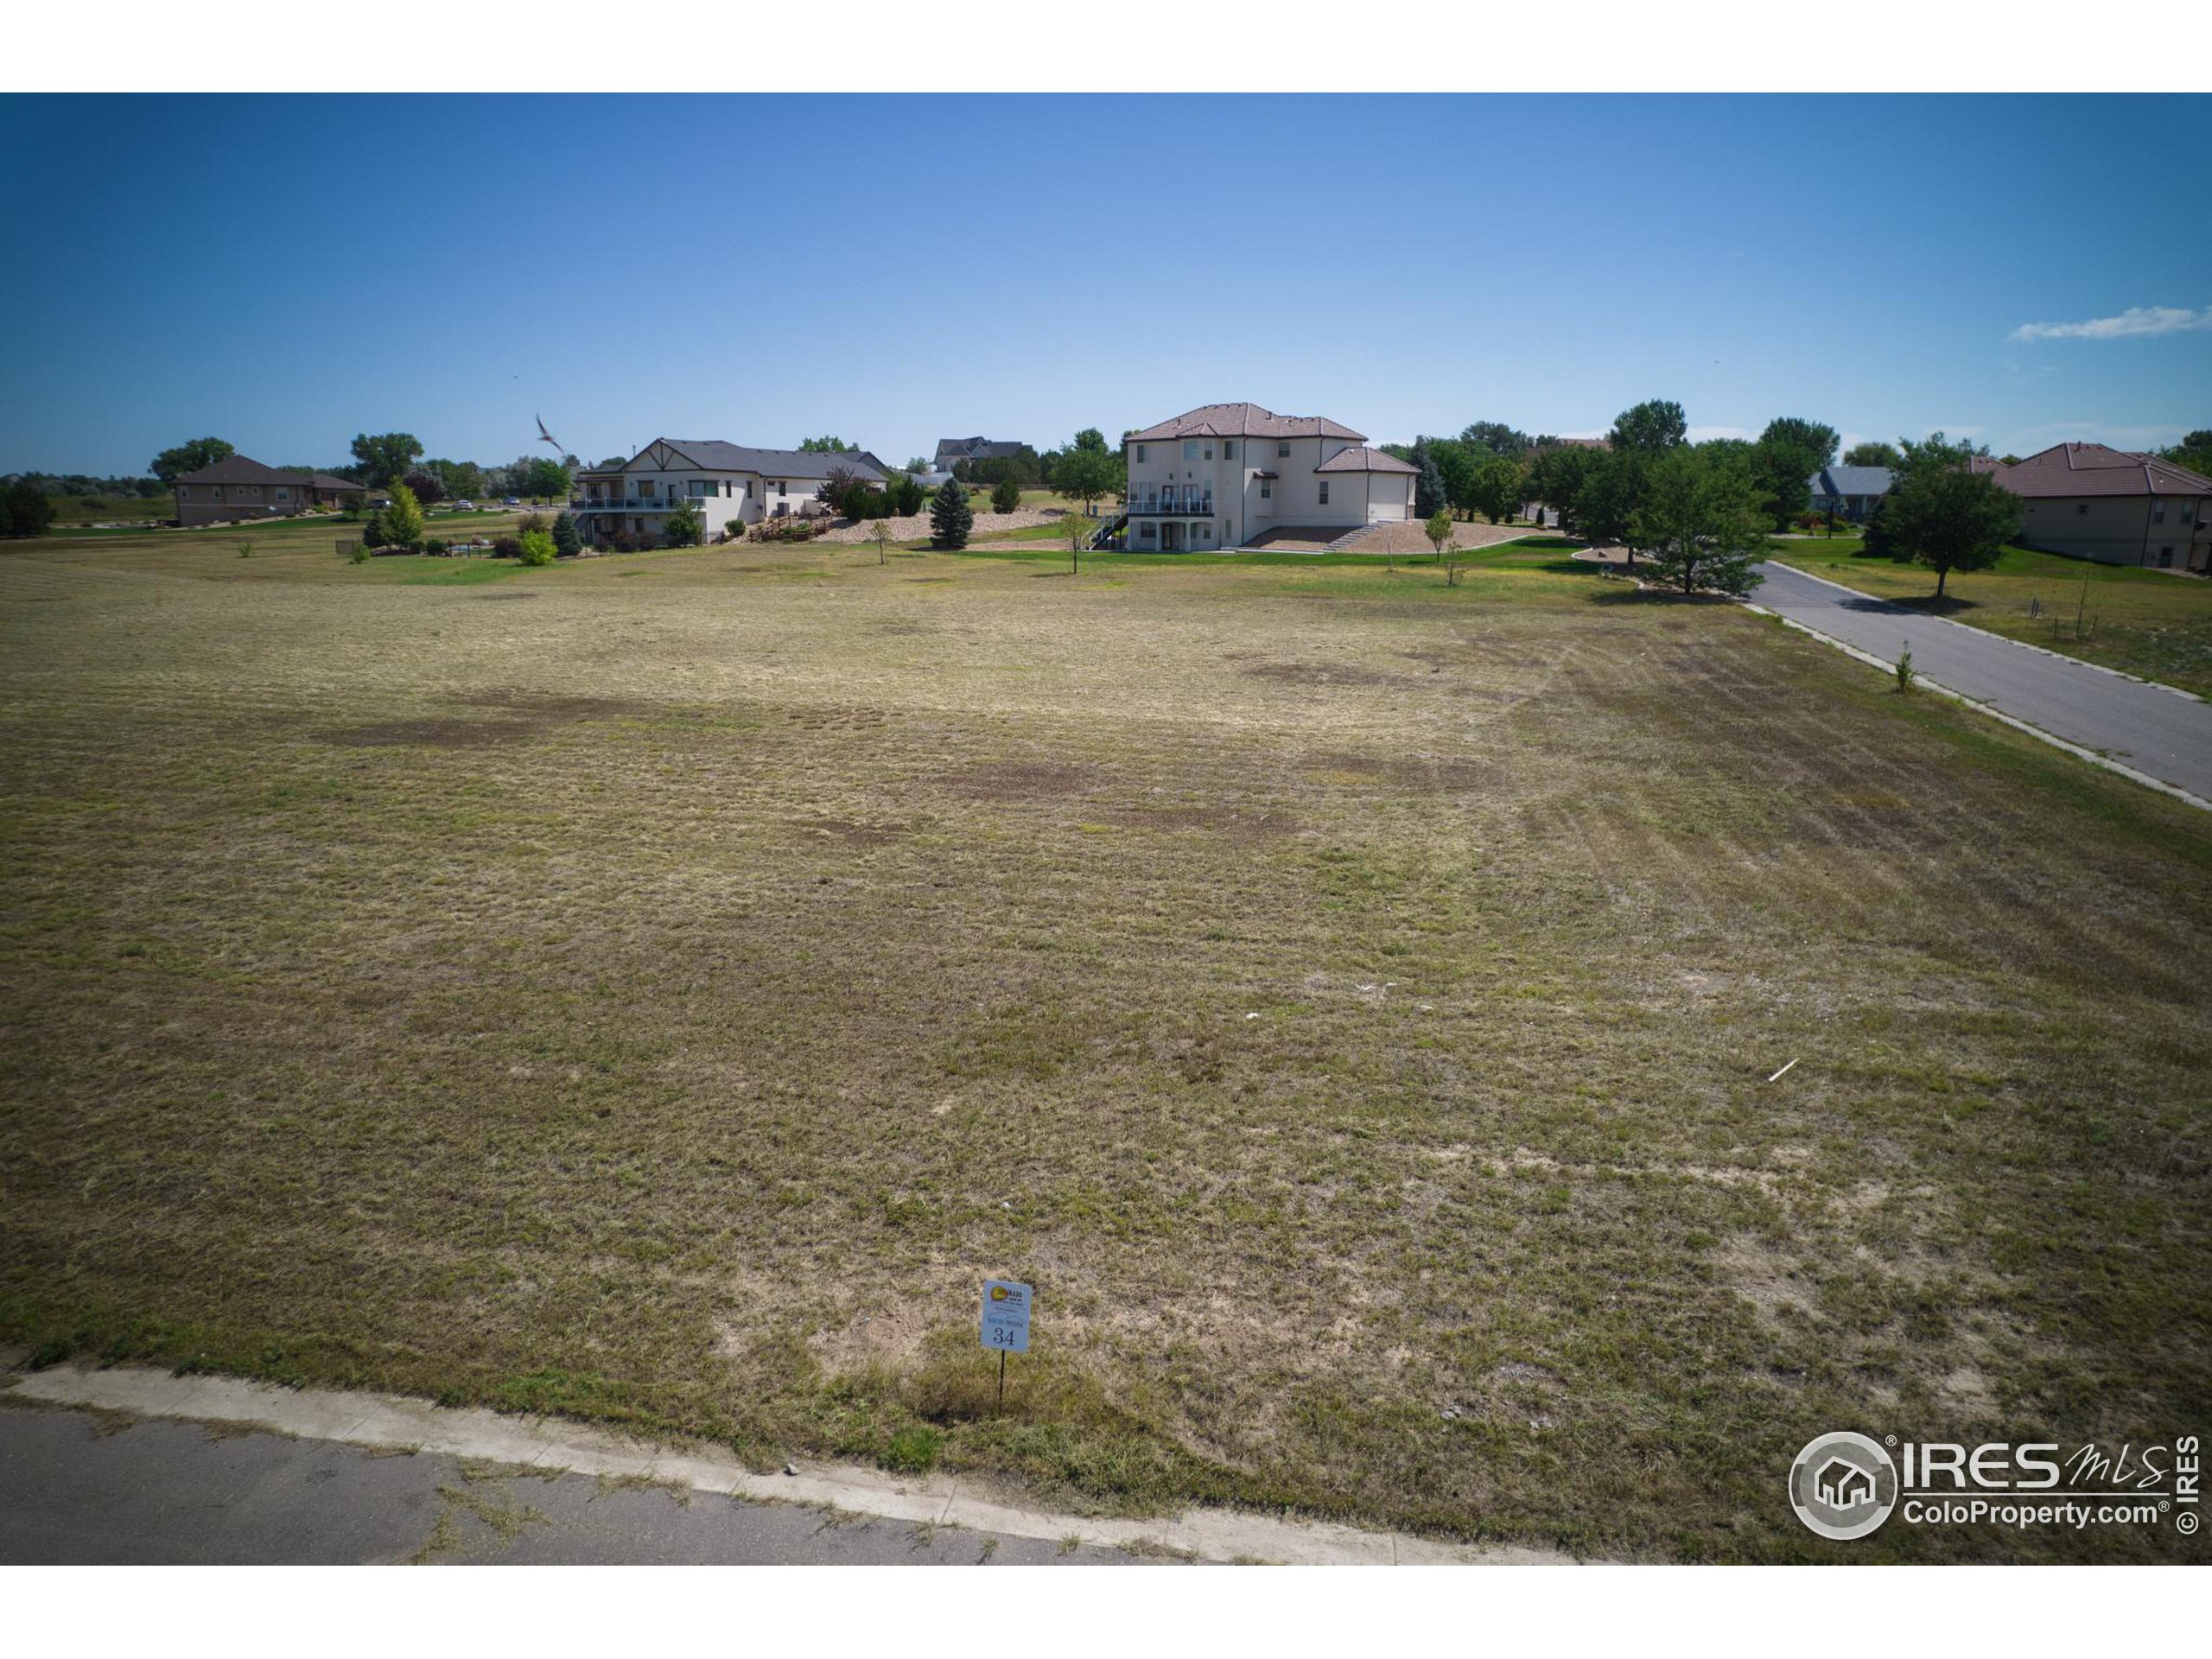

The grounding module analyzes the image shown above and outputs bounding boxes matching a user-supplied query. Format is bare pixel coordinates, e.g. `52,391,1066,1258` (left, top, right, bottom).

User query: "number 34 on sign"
980,1281,1033,1353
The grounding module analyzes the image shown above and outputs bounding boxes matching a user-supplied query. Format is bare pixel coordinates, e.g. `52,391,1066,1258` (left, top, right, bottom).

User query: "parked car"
502,496,521,507
452,499,476,512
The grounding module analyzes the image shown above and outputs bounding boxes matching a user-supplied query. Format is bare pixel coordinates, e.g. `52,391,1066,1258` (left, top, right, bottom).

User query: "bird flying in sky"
536,414,564,454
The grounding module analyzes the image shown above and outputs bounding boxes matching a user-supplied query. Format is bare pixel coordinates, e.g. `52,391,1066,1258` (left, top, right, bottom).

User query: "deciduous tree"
350,433,424,488
1628,448,1768,596
149,437,235,483
1842,440,1904,469
1607,400,1688,454
1879,436,2021,599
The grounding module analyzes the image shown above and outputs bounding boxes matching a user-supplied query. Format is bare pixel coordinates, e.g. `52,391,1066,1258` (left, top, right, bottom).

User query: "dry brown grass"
2,531,2208,1562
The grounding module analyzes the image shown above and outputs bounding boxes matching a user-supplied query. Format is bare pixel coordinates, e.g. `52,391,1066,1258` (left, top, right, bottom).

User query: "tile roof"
1996,442,2212,499
1315,445,1418,475
303,472,365,492
1125,403,1367,443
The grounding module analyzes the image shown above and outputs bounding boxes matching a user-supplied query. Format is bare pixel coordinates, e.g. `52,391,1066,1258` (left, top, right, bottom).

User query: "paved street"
0,1402,1139,1566
1753,561,2212,803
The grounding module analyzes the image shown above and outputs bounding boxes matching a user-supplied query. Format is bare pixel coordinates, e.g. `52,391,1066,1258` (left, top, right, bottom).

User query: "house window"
1260,479,1272,499
1278,441,1290,458
772,480,786,496
1203,443,1214,461
250,486,261,497
1183,441,1198,461
1139,521,1156,541
1319,481,1330,505
2160,547,2176,566
2183,501,2196,523
274,487,289,501
639,479,656,495
2152,499,2165,523
1136,445,1147,463
2077,503,2088,515
212,486,223,500
1224,442,1236,461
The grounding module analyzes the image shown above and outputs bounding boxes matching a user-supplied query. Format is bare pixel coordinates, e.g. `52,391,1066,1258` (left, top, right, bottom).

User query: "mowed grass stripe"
1,537,2207,1561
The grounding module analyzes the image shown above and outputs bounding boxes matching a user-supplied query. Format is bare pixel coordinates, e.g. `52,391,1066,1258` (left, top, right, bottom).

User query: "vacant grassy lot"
3,531,2207,1562
1770,536,2212,697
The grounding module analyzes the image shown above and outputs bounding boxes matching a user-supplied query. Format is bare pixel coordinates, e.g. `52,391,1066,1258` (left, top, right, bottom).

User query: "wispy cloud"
2010,304,2212,344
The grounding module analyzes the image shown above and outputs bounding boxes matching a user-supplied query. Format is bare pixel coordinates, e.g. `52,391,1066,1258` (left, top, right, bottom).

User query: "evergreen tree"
1414,445,1448,519
379,482,425,549
551,512,582,557
2,479,56,538
990,474,1021,514
930,478,973,550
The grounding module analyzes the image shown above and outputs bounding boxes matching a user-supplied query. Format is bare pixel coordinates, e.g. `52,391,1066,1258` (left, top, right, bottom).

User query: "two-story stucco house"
1121,404,1416,551
1996,443,2212,573
572,439,887,545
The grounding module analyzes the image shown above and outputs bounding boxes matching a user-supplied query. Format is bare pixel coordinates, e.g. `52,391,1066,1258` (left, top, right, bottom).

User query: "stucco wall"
2014,494,2207,567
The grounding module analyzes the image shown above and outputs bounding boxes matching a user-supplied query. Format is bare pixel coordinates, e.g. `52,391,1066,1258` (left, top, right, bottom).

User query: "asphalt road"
1753,562,2212,802
0,1402,1140,1566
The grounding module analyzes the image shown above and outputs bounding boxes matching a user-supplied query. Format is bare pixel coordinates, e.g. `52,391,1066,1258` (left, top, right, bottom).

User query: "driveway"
1751,561,2212,804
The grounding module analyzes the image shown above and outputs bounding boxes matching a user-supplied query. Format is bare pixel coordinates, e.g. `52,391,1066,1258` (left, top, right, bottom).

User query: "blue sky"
2,92,2205,474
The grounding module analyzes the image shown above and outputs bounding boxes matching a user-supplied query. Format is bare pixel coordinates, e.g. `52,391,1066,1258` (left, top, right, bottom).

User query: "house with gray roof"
571,438,887,544
1806,464,1896,523
932,436,1030,473
1121,403,1414,550
171,454,365,527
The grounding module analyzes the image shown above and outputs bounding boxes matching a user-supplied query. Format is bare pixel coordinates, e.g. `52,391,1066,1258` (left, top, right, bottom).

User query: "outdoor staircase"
1326,523,1385,551
1088,511,1128,550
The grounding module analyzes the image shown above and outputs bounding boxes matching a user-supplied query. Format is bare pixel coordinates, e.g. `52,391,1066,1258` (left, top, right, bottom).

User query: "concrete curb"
2,1365,1574,1567
1744,603,2212,814
1763,558,2207,703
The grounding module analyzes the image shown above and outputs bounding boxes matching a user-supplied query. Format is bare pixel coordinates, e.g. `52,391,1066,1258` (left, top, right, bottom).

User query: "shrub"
423,537,449,556
842,486,889,521
722,518,746,542
360,514,387,550
663,499,705,547
892,474,925,517
347,543,369,565
236,541,253,559
990,475,1021,514
517,529,556,566
492,535,522,558
551,512,581,558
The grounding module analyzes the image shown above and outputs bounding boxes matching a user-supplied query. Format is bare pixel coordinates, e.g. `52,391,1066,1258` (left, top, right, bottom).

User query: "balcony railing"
572,495,736,512
1126,492,1214,517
